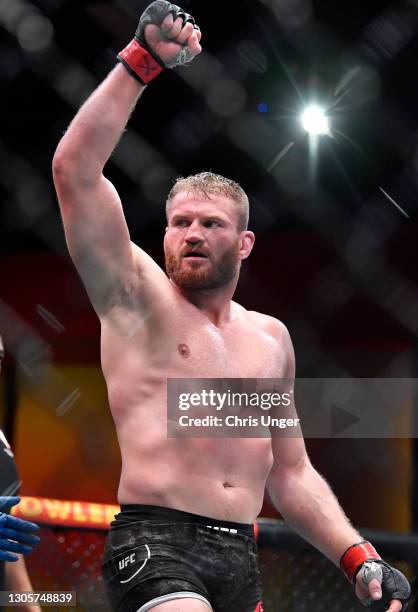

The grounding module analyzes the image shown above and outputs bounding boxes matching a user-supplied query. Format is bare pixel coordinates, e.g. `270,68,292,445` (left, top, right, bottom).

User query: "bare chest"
154,313,284,379
101,305,286,395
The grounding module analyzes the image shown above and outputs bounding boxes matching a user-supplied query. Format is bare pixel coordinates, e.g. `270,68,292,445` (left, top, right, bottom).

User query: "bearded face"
164,242,240,290
163,191,252,291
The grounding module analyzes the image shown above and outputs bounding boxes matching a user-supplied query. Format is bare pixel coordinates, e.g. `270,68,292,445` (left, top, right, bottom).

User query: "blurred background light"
206,78,247,117
260,0,313,28
17,14,53,53
301,105,329,135
237,40,268,74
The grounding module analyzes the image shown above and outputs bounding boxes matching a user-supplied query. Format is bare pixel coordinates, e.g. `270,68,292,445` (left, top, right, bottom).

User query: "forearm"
5,555,41,612
267,458,361,565
53,2,202,184
53,63,144,182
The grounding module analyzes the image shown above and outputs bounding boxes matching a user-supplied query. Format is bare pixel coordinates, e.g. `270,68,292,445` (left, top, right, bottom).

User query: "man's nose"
185,221,204,243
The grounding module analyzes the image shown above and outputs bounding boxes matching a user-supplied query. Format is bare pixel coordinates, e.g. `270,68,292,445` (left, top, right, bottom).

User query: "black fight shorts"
102,505,263,612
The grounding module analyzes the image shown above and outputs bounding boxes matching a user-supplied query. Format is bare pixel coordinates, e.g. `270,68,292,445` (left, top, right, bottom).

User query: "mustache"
181,247,209,258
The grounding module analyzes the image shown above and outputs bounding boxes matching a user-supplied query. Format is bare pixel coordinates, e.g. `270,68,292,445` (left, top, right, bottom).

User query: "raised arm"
52,1,201,314
265,321,410,612
52,66,143,314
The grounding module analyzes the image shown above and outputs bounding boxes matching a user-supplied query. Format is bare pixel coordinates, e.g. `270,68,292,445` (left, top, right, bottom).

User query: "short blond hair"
166,172,249,231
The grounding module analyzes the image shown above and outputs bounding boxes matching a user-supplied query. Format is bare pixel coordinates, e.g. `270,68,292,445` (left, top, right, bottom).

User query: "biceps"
57,176,135,311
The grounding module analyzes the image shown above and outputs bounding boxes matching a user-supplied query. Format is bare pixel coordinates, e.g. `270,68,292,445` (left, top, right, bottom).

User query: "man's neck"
172,281,238,326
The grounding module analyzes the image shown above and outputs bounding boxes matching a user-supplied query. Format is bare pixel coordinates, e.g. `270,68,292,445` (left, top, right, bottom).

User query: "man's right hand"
0,497,40,562
141,2,202,68
118,1,201,84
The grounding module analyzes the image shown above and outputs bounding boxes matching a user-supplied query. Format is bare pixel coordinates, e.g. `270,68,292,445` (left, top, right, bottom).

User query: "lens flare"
300,105,330,135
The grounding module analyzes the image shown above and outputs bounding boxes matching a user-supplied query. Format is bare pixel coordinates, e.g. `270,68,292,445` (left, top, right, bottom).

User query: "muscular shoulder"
247,311,289,340
232,303,288,338
246,311,295,377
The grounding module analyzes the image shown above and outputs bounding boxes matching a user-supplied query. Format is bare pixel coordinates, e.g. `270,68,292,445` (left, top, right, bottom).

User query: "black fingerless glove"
368,561,411,612
117,0,198,84
340,541,411,611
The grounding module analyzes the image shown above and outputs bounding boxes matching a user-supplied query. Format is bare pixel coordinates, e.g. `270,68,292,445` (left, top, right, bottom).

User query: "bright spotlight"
301,105,329,135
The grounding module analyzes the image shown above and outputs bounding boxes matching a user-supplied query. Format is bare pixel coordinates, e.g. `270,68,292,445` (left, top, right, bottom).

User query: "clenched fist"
118,1,202,85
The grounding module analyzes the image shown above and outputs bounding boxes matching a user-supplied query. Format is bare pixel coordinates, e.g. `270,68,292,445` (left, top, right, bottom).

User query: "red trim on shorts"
253,521,259,541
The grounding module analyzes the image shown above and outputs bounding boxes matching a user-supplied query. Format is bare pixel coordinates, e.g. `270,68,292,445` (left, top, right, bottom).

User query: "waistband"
113,504,255,538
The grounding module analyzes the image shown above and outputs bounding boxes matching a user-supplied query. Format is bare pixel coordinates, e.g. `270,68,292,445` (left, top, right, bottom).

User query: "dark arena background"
1,0,418,610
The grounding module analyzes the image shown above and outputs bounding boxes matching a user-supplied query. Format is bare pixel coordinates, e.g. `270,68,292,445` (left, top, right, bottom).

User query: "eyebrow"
171,212,228,222
200,216,227,226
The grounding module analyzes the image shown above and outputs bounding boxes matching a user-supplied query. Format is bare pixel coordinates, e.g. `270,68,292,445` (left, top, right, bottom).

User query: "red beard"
165,244,239,290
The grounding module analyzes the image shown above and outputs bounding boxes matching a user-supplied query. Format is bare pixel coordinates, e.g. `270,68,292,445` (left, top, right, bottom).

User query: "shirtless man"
52,2,410,611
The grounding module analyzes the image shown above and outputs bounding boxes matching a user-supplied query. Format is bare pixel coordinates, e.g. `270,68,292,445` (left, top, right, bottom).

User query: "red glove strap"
118,39,164,84
340,541,381,583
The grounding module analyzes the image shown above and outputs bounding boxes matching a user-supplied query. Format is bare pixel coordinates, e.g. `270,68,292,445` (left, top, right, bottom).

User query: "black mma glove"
340,541,411,611
359,560,411,611
117,0,200,84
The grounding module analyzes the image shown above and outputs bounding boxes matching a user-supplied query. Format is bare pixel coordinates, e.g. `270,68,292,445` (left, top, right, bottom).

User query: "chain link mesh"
22,525,417,612
259,549,416,612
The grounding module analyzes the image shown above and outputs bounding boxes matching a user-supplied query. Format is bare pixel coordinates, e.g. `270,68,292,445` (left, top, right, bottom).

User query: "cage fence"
11,498,417,612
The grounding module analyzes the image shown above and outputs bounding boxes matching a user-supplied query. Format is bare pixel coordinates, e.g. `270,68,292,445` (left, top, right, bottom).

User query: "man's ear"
239,231,255,260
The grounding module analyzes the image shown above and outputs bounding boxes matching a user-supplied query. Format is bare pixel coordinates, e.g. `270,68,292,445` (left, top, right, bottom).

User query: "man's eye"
204,221,220,228
175,219,189,227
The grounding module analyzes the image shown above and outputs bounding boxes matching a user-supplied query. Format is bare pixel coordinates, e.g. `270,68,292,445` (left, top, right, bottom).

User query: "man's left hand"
355,560,410,611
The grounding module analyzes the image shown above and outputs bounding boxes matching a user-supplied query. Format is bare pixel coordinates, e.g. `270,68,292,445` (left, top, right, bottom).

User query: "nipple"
178,343,191,358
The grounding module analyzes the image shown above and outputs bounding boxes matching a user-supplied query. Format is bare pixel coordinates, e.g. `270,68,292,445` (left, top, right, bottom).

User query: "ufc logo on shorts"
118,552,135,570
